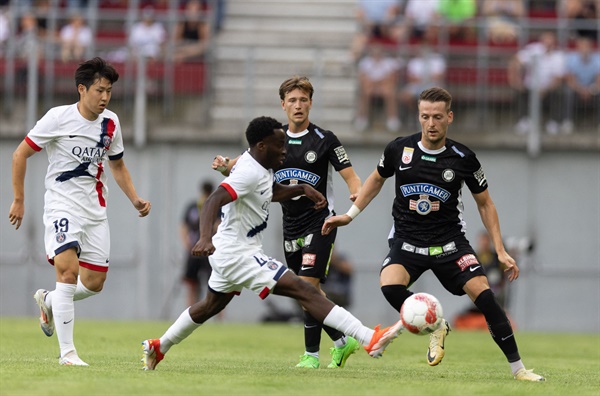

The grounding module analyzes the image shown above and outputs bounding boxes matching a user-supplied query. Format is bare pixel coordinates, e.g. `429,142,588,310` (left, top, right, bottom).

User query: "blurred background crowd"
0,0,598,147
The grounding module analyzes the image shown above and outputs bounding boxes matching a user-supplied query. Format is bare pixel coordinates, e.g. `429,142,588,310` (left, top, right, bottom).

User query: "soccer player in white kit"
9,57,151,366
141,116,402,370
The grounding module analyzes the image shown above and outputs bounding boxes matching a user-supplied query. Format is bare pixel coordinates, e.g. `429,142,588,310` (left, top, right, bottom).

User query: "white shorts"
208,250,289,299
43,210,110,272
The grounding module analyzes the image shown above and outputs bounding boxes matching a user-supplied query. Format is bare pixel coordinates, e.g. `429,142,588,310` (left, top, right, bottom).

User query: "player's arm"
322,169,386,235
9,140,37,230
212,155,239,176
108,158,151,217
338,166,362,202
472,189,519,282
272,183,326,210
192,186,232,256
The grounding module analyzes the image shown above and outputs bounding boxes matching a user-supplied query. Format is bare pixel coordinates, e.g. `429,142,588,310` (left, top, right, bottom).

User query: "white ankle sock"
510,360,525,374
333,335,347,348
53,282,77,357
74,276,99,301
161,308,201,353
323,306,374,346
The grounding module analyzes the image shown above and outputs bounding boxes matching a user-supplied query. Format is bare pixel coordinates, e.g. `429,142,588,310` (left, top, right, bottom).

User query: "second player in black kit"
323,87,545,382
213,76,363,369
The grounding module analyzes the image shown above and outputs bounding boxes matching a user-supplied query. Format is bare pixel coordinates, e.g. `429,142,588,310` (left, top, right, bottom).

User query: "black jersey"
377,132,488,245
274,123,352,239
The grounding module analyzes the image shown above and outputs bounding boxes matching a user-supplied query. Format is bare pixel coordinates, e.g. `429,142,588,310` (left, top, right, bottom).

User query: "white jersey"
25,103,124,221
212,151,273,256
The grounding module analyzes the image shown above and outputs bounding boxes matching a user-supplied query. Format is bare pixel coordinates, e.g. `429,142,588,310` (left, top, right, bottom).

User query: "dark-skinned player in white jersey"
212,76,362,369
322,87,545,382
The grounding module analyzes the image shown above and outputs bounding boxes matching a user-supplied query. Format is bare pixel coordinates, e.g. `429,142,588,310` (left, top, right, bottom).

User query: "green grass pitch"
0,317,598,395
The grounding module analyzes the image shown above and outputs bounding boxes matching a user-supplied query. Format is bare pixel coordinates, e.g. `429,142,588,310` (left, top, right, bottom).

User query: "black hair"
200,181,214,195
245,116,283,146
75,57,119,91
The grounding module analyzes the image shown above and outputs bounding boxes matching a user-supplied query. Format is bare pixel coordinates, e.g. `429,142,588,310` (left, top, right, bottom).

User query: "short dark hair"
200,181,214,195
279,75,314,100
245,116,283,146
418,87,452,111
75,57,119,91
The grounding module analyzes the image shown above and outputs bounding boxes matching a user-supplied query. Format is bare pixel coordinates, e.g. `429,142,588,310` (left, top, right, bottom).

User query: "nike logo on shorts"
470,266,481,272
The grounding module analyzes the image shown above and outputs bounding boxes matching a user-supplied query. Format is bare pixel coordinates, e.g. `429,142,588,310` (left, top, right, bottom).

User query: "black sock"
323,324,345,344
474,289,521,362
303,311,322,353
381,284,413,312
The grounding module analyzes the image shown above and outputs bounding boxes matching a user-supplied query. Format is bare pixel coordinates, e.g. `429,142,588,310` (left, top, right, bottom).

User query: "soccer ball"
400,293,444,335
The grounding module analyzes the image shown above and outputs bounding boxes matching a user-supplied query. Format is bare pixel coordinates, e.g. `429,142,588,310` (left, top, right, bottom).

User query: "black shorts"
284,227,337,283
382,235,486,296
182,255,212,284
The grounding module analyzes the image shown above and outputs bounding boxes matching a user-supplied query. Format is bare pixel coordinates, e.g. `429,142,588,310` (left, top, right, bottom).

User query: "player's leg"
464,277,545,381
52,248,89,366
142,254,238,370
273,270,402,359
142,288,235,370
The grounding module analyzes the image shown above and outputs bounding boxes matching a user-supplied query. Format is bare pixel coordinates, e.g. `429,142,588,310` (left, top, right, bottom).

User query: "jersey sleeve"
376,140,397,179
327,133,352,172
221,158,260,201
463,153,488,194
106,114,124,160
25,108,60,151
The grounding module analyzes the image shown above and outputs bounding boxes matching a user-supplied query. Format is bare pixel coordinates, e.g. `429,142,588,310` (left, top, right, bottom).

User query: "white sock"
323,306,374,346
304,351,319,358
74,276,99,301
45,291,53,309
160,308,201,354
333,335,347,348
510,359,525,375
53,282,77,358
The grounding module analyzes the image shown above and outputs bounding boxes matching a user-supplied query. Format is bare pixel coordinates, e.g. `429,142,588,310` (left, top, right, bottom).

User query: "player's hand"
499,251,519,282
302,185,326,210
322,215,351,235
212,155,230,174
192,238,215,256
349,193,358,202
8,201,24,230
134,198,151,217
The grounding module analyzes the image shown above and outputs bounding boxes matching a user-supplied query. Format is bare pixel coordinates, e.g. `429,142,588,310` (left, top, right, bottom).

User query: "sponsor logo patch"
474,167,487,187
302,253,316,266
288,139,302,145
304,151,317,163
442,169,455,182
402,147,414,164
400,183,451,202
275,168,320,186
409,195,440,215
429,246,443,255
421,155,436,162
334,146,350,164
401,242,416,252
56,232,66,243
456,254,479,271
267,262,279,270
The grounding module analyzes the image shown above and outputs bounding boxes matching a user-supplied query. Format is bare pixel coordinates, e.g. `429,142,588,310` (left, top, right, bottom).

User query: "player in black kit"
213,76,363,369
322,87,545,382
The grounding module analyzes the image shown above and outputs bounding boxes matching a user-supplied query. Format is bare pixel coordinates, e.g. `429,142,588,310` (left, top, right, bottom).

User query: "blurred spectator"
355,42,402,132
481,0,526,45
563,35,600,133
128,6,166,60
453,231,509,330
507,31,567,135
0,9,9,55
401,0,440,42
59,12,93,62
180,181,219,307
437,0,477,43
398,38,446,129
174,0,211,63
321,250,354,308
350,0,402,62
561,0,598,39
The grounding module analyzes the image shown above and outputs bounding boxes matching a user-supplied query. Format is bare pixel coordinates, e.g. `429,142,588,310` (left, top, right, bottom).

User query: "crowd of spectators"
352,0,599,134
0,0,218,64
